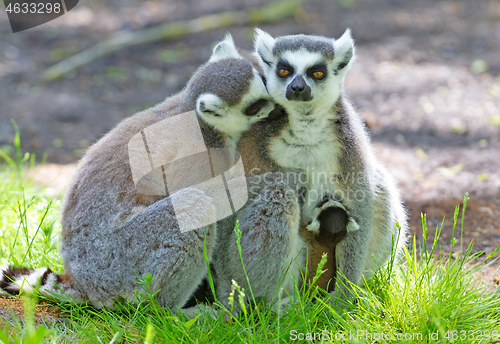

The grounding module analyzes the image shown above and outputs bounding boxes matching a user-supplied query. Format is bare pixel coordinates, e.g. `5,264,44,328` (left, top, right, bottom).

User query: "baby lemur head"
253,29,355,117
187,34,276,138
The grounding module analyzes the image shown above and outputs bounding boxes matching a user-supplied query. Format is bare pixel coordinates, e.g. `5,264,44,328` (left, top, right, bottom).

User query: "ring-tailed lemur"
0,35,301,312
238,28,408,300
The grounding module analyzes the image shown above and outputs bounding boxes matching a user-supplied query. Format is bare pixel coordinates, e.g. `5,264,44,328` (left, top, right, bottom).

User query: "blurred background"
0,0,499,270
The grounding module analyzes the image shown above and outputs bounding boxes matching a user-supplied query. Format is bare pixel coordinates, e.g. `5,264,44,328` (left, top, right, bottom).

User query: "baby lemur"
237,28,408,299
0,35,304,312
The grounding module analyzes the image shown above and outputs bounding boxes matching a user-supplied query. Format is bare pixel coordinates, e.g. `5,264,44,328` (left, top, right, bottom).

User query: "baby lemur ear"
333,28,356,71
196,93,225,118
253,28,275,69
209,33,241,63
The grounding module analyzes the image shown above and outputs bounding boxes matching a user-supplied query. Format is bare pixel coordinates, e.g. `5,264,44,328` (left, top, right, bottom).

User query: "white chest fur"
269,112,344,223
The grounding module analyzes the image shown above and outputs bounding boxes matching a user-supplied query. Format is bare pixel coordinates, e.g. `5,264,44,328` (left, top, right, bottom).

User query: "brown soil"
0,297,67,327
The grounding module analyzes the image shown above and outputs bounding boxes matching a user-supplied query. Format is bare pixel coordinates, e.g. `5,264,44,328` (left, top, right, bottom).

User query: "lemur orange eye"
313,71,324,78
279,69,290,76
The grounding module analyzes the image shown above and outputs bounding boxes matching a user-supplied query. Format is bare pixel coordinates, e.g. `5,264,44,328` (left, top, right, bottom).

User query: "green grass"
0,128,499,343
0,122,61,273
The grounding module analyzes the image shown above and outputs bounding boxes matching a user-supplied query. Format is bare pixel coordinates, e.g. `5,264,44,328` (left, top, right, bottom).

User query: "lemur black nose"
286,75,312,101
290,75,306,93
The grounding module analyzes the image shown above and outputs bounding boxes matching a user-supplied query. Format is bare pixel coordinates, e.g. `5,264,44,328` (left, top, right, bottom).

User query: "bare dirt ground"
0,297,65,327
0,0,499,322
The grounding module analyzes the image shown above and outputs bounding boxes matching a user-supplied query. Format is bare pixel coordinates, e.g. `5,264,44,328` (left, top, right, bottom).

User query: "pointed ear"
333,28,355,71
253,28,275,67
209,33,241,63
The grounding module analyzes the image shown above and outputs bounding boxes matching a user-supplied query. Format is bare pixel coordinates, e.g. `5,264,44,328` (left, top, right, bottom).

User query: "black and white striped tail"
0,265,85,303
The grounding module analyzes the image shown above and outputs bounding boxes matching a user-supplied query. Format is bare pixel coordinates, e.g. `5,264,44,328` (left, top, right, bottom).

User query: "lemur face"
194,34,276,137
253,29,355,114
196,70,275,137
